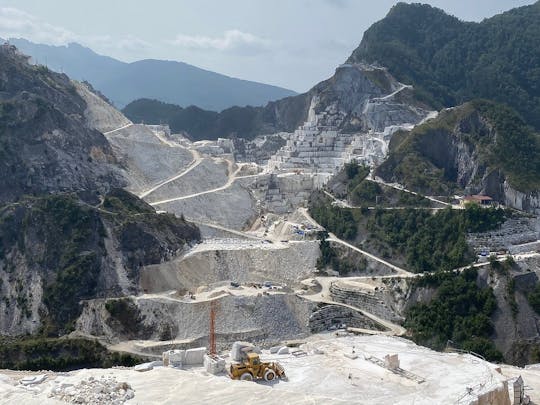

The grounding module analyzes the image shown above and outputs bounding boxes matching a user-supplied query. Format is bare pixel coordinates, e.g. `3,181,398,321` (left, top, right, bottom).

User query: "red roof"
463,195,493,201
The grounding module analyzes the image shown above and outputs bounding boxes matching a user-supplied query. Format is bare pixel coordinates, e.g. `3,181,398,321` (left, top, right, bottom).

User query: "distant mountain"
348,1,540,129
122,96,310,141
5,38,297,110
123,63,430,141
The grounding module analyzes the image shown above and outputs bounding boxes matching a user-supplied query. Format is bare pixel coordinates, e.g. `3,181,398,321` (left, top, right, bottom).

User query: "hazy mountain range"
3,38,296,110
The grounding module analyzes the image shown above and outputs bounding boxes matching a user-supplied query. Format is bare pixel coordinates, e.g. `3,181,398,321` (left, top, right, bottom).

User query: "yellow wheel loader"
229,352,286,382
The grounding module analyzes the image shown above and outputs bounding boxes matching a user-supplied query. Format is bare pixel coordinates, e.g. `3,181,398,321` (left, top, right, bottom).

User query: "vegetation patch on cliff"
309,192,506,272
105,298,149,337
0,337,141,371
316,231,367,275
405,268,502,362
0,194,106,335
376,101,540,194
528,284,540,315
340,163,431,207
0,190,200,337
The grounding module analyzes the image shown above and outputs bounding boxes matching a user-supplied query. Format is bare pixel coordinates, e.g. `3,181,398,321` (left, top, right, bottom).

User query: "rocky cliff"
0,46,201,338
0,190,200,336
376,100,540,211
0,44,125,204
483,261,540,366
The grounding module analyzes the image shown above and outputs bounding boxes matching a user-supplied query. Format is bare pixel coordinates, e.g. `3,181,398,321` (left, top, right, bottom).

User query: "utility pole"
209,300,217,356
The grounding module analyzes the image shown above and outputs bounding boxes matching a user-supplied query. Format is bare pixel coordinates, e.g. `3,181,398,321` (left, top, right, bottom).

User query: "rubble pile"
48,376,135,404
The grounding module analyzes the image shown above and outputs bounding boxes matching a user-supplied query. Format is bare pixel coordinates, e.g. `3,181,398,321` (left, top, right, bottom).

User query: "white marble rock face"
267,66,432,178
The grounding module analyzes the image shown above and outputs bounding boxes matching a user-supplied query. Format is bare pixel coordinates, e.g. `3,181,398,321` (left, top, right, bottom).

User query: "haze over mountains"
4,38,297,110
122,2,540,141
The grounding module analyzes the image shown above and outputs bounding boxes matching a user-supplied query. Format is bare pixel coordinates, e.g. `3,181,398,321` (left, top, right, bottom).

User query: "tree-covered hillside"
122,95,311,141
349,1,540,129
376,100,540,195
405,269,503,362
123,99,258,140
309,193,506,273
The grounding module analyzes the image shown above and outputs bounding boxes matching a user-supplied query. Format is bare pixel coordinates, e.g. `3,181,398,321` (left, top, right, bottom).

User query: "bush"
350,181,382,205
105,298,143,335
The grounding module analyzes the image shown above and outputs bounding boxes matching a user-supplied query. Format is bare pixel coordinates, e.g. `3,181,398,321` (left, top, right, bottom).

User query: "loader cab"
247,352,261,366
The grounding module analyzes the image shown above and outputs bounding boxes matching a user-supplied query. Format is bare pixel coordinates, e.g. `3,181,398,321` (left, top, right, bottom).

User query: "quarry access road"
327,233,413,277
368,175,453,208
102,122,133,135
148,159,239,205
298,207,323,229
138,152,203,199
298,208,414,277
187,219,263,240
149,160,262,206
138,127,204,198
322,190,445,211
453,251,540,272
372,83,413,102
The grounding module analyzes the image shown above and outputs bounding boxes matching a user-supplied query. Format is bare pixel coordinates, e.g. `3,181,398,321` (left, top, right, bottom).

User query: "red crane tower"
209,300,217,356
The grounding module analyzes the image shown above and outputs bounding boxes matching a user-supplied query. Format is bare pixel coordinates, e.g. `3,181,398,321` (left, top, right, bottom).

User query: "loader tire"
240,372,253,381
264,369,276,381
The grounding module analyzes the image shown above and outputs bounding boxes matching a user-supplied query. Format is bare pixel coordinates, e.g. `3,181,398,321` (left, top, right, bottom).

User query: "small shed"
461,195,494,207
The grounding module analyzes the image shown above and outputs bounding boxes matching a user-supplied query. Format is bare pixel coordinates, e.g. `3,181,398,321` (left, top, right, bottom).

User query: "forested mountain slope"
348,1,540,128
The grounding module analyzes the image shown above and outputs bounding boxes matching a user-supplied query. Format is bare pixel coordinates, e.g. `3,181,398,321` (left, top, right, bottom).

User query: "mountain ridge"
347,1,540,128
0,44,201,341
123,63,431,141
5,38,297,110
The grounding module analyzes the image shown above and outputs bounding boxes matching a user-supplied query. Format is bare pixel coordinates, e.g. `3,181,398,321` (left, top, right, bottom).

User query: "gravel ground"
0,334,524,405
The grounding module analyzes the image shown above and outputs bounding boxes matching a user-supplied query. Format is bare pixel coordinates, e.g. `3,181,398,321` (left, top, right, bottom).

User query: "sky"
0,0,536,92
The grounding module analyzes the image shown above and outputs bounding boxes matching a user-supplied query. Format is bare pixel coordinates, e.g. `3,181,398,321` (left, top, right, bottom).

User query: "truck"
229,352,286,382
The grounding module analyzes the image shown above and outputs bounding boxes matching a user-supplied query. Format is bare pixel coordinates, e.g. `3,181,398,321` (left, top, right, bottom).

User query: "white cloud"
88,34,151,53
0,7,149,55
321,0,351,8
0,7,75,45
168,29,272,54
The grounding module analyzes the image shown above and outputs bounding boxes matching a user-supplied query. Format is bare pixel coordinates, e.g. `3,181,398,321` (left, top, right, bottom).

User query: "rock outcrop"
0,44,125,204
74,81,132,134
0,46,201,338
76,293,313,347
504,183,540,214
0,190,200,336
478,261,540,366
377,101,540,211
122,63,432,144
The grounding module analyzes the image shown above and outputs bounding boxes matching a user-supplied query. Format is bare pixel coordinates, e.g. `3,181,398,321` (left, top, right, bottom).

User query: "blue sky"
0,0,535,92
